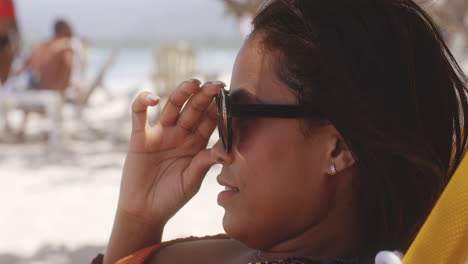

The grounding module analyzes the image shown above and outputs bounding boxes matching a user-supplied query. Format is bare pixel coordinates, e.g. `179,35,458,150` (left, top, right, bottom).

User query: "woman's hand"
118,79,224,225
104,79,224,264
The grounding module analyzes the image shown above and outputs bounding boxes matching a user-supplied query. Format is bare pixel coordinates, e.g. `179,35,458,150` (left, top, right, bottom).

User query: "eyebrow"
230,89,264,104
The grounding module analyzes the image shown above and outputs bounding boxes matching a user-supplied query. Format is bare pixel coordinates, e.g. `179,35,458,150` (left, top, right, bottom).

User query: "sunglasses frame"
216,88,317,153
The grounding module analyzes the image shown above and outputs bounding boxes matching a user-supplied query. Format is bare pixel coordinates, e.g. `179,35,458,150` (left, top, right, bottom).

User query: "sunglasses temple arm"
231,104,308,118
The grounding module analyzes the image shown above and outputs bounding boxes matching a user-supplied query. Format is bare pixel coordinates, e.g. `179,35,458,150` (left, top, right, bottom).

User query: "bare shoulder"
149,236,253,264
31,43,48,56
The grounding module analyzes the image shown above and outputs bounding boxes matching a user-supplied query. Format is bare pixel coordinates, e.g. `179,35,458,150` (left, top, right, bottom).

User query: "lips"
217,175,240,206
216,175,239,191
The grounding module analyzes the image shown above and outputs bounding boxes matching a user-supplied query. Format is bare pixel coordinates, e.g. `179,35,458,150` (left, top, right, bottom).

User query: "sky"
15,0,241,43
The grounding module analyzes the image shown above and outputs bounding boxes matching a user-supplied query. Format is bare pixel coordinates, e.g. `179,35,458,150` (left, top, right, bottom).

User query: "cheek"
239,121,327,182
246,135,328,210
226,123,332,248
231,118,255,152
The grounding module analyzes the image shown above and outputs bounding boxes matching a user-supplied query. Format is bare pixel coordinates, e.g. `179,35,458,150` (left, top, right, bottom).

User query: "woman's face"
213,35,339,250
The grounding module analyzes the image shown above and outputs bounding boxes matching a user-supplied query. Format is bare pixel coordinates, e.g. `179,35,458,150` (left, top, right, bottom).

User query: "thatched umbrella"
219,0,467,53
221,0,266,17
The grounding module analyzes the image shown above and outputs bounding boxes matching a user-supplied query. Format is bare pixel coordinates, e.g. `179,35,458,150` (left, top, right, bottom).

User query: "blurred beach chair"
0,78,64,149
1,48,118,147
108,42,197,144
109,42,213,144
63,48,119,140
68,48,118,118
152,42,198,99
401,153,468,264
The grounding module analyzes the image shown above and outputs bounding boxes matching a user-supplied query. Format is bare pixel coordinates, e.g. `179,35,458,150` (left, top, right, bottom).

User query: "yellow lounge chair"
377,152,468,263
402,151,468,263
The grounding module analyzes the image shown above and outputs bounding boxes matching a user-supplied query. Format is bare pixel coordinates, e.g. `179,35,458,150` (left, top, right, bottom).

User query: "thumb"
182,149,217,198
131,92,160,135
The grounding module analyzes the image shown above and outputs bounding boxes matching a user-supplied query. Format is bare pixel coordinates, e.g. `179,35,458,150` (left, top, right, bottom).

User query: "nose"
211,139,233,165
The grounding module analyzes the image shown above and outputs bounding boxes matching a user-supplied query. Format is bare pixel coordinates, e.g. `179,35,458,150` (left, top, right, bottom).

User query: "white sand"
0,80,227,261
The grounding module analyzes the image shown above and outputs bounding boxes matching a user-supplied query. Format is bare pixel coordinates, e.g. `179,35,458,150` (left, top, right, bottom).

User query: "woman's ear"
328,136,356,175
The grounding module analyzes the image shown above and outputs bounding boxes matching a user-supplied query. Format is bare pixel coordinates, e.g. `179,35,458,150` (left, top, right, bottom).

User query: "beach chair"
109,43,202,144
2,48,118,146
64,48,119,138
1,76,65,149
375,153,468,264
152,42,197,99
70,49,118,110
401,152,468,263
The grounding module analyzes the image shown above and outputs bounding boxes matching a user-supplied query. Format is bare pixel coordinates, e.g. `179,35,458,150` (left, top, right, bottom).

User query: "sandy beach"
0,48,233,263
0,104,226,264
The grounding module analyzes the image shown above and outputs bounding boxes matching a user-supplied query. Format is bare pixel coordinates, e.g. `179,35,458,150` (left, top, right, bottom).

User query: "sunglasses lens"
217,90,229,152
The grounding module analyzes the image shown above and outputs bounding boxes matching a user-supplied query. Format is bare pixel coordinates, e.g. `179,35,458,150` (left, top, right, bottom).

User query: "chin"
222,211,282,250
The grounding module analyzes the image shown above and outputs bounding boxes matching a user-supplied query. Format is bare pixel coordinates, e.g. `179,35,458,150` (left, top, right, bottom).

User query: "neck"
255,171,364,261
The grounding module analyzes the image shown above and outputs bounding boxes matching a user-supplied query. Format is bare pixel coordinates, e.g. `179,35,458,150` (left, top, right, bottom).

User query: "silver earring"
330,163,337,175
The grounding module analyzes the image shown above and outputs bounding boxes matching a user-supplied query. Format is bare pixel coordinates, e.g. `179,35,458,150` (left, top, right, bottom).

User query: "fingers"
182,149,216,197
195,101,218,141
131,92,160,134
176,81,225,131
159,79,202,126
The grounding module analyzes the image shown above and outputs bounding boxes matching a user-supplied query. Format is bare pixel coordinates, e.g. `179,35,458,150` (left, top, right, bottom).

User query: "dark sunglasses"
216,88,318,153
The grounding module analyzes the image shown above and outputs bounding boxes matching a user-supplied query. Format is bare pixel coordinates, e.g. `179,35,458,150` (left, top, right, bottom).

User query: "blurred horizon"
15,0,244,47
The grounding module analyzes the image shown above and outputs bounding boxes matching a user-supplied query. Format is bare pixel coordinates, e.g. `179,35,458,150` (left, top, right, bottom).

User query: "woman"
98,0,468,263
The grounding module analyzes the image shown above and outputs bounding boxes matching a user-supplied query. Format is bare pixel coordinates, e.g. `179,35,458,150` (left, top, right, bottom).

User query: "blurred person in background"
10,19,87,139
14,19,75,92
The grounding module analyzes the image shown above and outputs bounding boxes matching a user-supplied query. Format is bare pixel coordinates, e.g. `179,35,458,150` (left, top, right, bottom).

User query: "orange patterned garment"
116,234,229,264
91,234,360,264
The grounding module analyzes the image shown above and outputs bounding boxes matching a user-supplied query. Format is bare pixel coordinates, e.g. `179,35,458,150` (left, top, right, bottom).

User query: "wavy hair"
252,0,468,259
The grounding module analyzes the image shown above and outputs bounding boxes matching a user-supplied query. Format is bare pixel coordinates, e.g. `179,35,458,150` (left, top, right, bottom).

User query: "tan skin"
11,25,74,137
104,35,363,264
15,24,74,92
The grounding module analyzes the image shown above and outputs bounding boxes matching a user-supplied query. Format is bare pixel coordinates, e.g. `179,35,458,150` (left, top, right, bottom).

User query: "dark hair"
54,19,70,35
252,0,468,259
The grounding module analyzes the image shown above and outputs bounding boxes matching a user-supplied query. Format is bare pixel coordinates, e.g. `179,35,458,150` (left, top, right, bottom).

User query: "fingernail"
147,94,160,102
211,81,226,86
201,82,212,88
188,78,201,84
